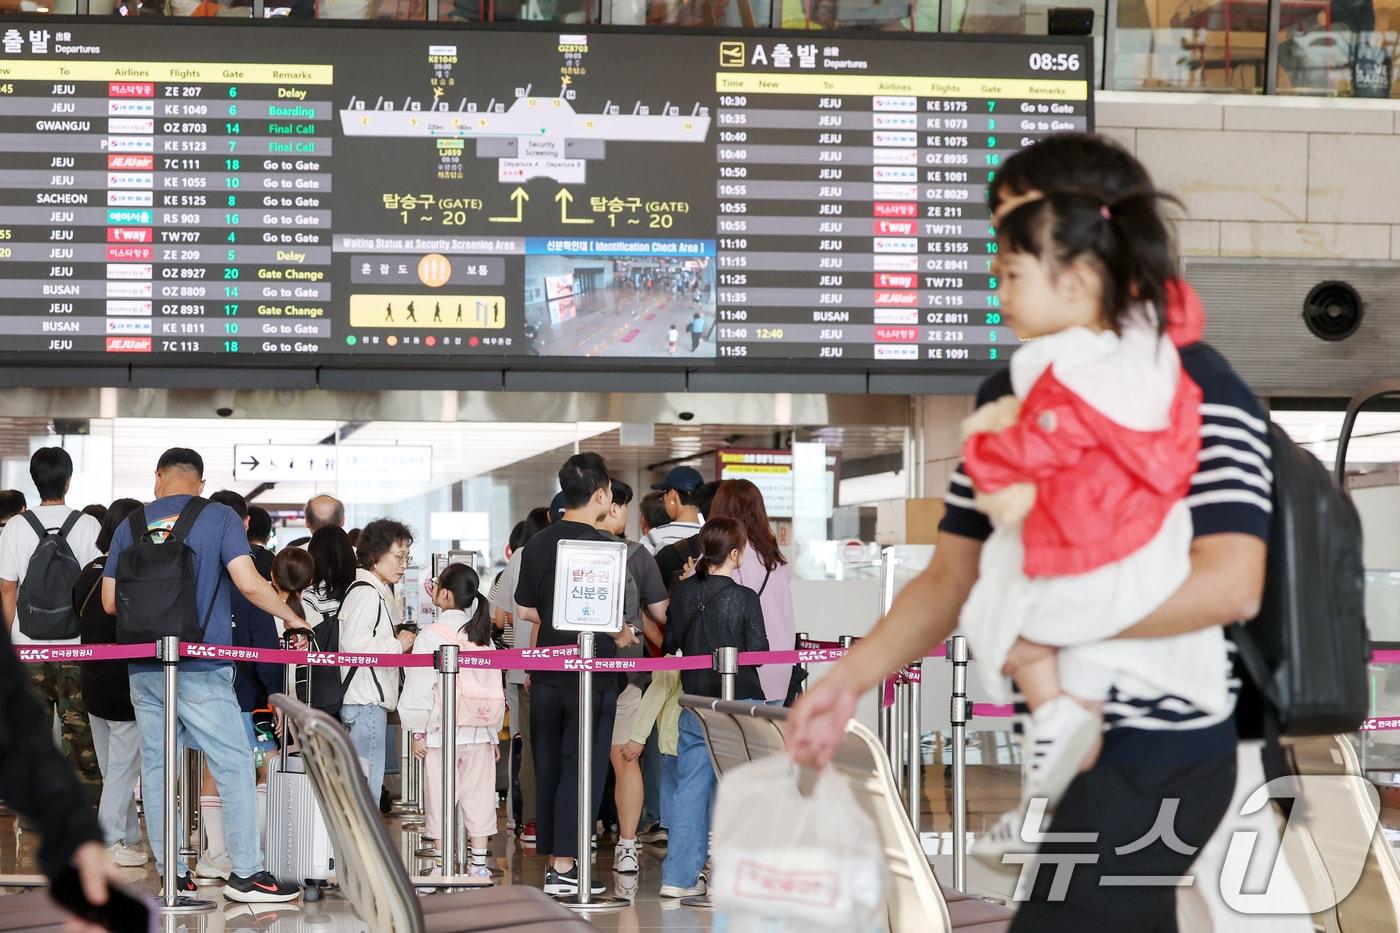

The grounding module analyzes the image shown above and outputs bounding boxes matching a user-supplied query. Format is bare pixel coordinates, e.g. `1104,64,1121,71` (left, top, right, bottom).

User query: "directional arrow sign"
233,445,433,483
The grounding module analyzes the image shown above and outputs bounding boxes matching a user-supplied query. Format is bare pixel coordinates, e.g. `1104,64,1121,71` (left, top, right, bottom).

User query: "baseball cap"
651,466,705,495
549,491,566,522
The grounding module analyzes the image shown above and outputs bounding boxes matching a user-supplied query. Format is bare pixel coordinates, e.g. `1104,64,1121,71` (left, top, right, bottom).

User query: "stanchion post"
557,632,626,911
905,660,922,830
948,635,969,893
794,631,810,696
716,646,738,702
158,636,214,914
438,643,459,881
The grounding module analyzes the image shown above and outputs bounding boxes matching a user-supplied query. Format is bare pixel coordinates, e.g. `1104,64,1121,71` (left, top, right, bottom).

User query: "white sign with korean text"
233,444,432,483
551,538,626,634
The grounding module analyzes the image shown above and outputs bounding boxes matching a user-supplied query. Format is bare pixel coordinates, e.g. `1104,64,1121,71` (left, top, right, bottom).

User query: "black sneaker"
161,874,198,894
224,871,301,903
543,865,606,896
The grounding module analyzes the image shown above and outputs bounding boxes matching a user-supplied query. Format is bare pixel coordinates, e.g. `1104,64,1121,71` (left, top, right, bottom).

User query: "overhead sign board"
233,444,433,483
716,447,839,518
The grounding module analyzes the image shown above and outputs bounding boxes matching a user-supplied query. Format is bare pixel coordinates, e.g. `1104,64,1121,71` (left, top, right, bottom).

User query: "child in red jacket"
960,192,1230,861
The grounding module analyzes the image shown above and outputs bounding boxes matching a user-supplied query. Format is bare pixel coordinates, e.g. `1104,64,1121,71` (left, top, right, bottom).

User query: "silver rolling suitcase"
265,653,336,899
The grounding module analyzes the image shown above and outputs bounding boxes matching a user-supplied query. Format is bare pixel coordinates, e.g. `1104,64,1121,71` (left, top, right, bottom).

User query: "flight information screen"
0,19,1091,373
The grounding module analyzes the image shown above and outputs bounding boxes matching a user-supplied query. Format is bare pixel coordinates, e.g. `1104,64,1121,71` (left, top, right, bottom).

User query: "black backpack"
1231,423,1369,774
114,498,219,645
294,581,375,717
16,511,84,640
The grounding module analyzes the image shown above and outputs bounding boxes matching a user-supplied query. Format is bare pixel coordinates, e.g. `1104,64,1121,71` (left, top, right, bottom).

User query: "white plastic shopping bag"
711,755,888,933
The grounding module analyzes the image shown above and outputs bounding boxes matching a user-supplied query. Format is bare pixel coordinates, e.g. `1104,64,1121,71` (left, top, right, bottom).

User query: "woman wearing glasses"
339,518,418,802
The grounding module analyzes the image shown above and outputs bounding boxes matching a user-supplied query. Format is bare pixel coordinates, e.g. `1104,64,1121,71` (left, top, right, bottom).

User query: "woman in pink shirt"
709,480,796,703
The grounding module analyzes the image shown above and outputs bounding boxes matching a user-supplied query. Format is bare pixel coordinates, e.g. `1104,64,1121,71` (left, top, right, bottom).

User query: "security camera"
1303,281,1363,341
216,407,234,418
678,411,696,422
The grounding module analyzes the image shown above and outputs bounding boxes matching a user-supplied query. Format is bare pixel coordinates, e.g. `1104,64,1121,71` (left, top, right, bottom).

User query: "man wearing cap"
641,467,706,556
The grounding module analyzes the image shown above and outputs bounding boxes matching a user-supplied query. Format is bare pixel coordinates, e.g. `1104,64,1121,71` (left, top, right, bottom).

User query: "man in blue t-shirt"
101,448,305,903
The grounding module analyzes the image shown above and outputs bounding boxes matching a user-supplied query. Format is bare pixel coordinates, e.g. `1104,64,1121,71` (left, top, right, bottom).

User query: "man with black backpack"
0,447,105,806
99,448,306,903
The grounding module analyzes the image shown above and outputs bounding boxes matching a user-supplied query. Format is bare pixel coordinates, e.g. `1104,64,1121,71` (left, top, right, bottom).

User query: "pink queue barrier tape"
14,643,157,663
1361,717,1400,732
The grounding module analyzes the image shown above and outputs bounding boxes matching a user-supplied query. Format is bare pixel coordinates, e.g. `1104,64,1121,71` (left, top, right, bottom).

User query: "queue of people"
0,437,801,915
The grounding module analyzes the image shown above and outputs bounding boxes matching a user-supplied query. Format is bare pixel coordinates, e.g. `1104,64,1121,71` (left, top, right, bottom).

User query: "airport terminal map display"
0,19,1091,371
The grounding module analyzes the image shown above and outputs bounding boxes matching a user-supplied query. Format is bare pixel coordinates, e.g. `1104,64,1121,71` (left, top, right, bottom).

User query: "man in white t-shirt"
639,466,706,555
0,447,105,805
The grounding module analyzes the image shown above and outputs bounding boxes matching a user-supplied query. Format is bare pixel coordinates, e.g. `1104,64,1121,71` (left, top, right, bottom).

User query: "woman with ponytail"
658,517,768,899
399,563,503,883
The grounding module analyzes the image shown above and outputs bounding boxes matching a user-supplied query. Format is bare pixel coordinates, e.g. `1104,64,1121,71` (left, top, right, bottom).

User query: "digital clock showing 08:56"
1028,51,1083,71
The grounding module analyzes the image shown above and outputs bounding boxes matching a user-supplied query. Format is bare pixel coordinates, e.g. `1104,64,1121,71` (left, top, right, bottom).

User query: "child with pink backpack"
399,563,505,883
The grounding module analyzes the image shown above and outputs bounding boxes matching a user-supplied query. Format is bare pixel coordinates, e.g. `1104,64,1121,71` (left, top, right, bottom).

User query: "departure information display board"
0,19,1091,374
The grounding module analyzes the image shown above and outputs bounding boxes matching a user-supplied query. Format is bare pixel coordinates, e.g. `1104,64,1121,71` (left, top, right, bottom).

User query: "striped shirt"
940,343,1272,765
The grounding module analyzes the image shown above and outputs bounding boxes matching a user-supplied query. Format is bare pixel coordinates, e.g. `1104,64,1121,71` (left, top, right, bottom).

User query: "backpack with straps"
296,580,375,716
16,511,84,640
428,621,505,731
1231,422,1369,775
114,498,219,645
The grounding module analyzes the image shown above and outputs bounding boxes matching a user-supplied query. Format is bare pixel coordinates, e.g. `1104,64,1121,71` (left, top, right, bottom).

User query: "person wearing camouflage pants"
27,661,104,809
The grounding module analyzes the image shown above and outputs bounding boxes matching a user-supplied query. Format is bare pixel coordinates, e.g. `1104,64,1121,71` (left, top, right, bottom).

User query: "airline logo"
428,44,458,55
873,96,917,112
875,344,919,361
106,246,152,263
106,300,152,316
875,220,915,237
106,281,153,298
874,291,918,307
873,167,917,184
873,237,918,254
108,118,154,135
107,173,153,190
108,191,153,207
108,100,154,117
108,154,153,171
872,149,918,165
103,136,154,153
872,255,919,272
872,113,917,130
876,326,919,342
107,227,152,243
873,202,917,218
106,319,152,335
873,184,918,201
875,273,917,289
872,132,917,148
108,82,154,98
108,209,153,225
107,264,153,280
874,309,919,325
106,336,152,353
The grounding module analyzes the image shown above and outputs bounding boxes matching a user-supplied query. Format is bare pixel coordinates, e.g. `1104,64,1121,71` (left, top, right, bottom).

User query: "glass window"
439,0,600,21
1112,0,1267,91
1276,0,1398,96
777,0,932,32
607,0,767,26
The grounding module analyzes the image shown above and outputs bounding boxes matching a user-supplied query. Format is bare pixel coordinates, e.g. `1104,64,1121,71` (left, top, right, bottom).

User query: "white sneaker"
107,843,149,868
659,879,706,898
970,809,1033,874
195,851,233,881
614,842,639,874
1025,696,1100,807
